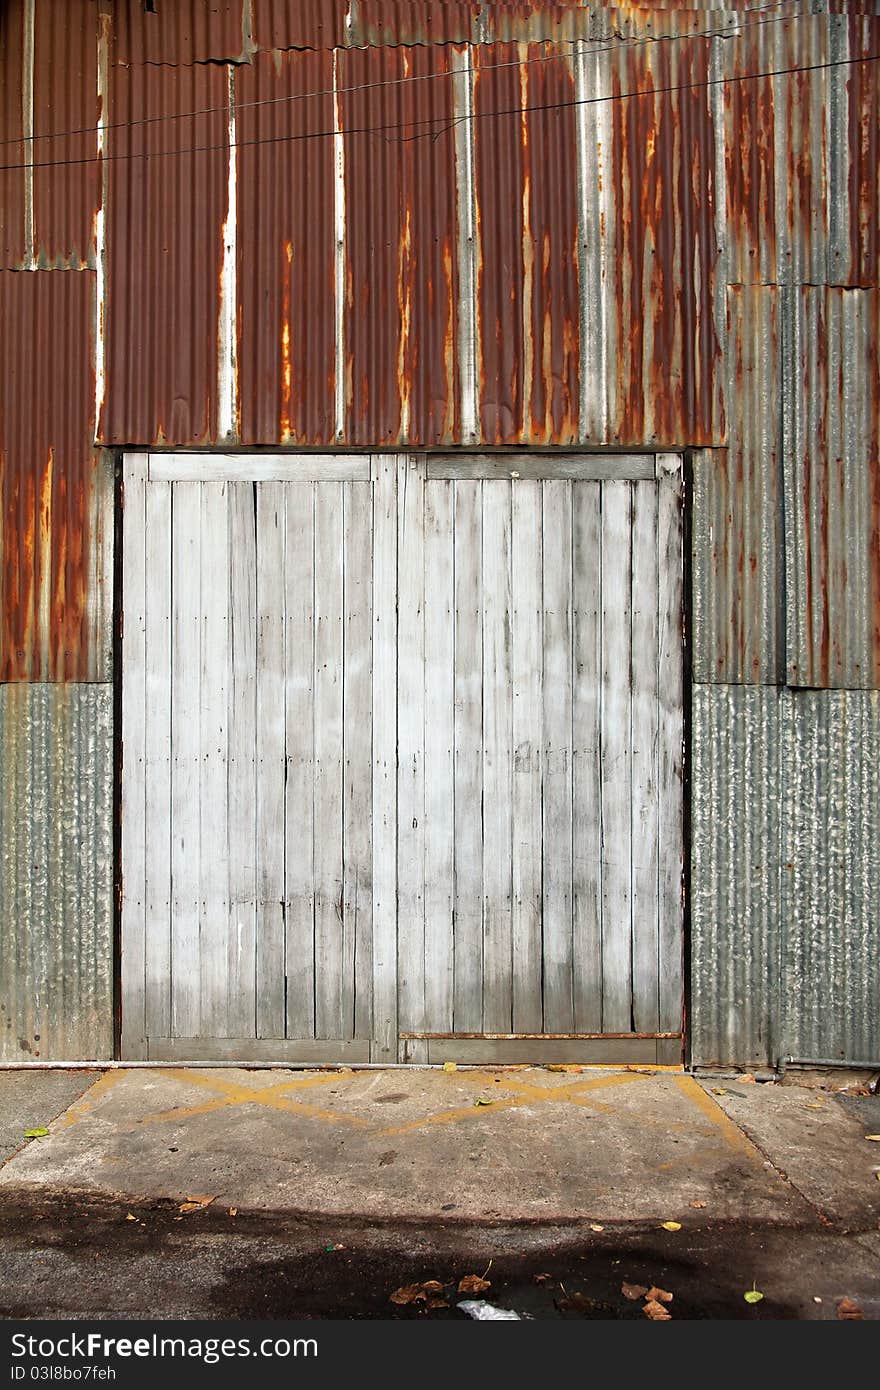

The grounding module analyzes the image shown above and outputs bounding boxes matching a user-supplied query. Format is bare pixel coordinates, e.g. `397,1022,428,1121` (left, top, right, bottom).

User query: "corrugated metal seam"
690,683,880,1068
0,684,114,1062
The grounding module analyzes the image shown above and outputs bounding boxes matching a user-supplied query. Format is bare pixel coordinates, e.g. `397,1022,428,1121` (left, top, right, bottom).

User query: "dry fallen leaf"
740,1074,756,1083
178,1195,216,1214
643,1299,672,1321
836,1297,864,1320
390,1280,446,1306
744,1289,764,1305
458,1274,492,1295
865,1134,880,1142
589,1224,605,1233
557,1292,598,1313
473,1097,493,1107
804,1102,825,1110
621,1282,649,1301
442,1062,457,1073
689,1200,707,1209
660,1221,682,1232
710,1088,727,1096
646,1287,674,1304
533,1273,552,1285
228,1207,237,1217
125,1213,137,1222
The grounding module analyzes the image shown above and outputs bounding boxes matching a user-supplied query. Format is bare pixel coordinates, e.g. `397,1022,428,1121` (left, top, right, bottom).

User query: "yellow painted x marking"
375,1070,646,1137
141,1068,371,1129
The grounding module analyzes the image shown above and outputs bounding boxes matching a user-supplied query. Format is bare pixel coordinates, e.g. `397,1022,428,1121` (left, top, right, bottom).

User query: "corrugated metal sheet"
690,684,782,1069
0,271,113,682
111,0,250,67
102,60,228,446
784,286,880,689
783,689,880,1066
691,683,880,1068
33,0,98,268
691,286,783,685
0,0,26,268
0,683,113,1061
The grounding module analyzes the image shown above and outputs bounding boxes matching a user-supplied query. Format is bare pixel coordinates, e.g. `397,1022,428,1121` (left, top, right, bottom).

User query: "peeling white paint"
333,49,347,441
94,13,109,440
217,65,239,441
452,46,478,445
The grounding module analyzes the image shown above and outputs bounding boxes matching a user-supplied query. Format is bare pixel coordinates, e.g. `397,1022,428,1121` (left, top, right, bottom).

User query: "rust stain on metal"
724,23,776,283
0,0,26,267
612,35,720,447
847,16,880,287
237,49,336,446
0,270,103,682
33,0,98,268
103,60,227,446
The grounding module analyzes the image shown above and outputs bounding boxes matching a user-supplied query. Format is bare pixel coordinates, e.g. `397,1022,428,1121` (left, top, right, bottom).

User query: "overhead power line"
0,50,875,175
0,1,801,150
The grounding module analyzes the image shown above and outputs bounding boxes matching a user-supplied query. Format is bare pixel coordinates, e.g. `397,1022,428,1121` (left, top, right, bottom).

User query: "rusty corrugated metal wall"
0,0,878,1063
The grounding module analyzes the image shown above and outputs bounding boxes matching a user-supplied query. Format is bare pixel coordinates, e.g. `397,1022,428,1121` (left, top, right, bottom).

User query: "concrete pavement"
0,1064,878,1318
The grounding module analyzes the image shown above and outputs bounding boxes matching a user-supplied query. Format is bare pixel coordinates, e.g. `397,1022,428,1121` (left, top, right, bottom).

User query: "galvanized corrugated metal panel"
691,286,783,685
0,684,114,1061
783,286,880,688
783,689,880,1066
0,271,113,682
690,684,782,1069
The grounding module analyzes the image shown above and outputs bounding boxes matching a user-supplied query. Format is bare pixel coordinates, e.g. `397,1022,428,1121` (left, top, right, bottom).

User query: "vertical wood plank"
313,482,345,1040
226,481,257,1038
631,481,660,1033
342,481,373,1040
397,456,426,1056
423,478,455,1034
283,481,316,1039
371,456,398,1061
170,482,202,1038
572,481,603,1031
601,481,633,1032
121,453,148,1057
452,480,483,1032
511,480,543,1032
144,479,172,1042
255,482,286,1038
481,481,514,1033
657,458,684,1035
199,483,231,1036
541,480,574,1033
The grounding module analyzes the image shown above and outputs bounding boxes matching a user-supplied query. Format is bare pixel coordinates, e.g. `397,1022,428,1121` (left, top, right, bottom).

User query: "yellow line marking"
140,1068,370,1129
56,1069,126,1128
672,1074,764,1162
376,1070,646,1136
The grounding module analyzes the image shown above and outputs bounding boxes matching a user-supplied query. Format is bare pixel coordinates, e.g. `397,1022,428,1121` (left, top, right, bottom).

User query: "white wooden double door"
122,453,683,1063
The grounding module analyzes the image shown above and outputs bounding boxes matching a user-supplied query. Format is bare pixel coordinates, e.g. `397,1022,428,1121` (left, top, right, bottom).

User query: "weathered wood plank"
600,482,633,1032
148,1037,371,1063
370,457,398,1061
169,482,202,1038
426,1038,662,1064
283,481,316,1039
511,480,544,1032
342,479,374,1040
571,481,603,1032
397,457,427,1056
313,482,345,1040
199,483,231,1036
423,479,455,1034
255,483,286,1038
144,478,172,1042
452,480,483,1032
226,482,258,1037
541,481,575,1033
428,454,654,481
657,457,684,1035
121,453,148,1058
631,482,660,1033
150,454,371,483
481,481,514,1032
